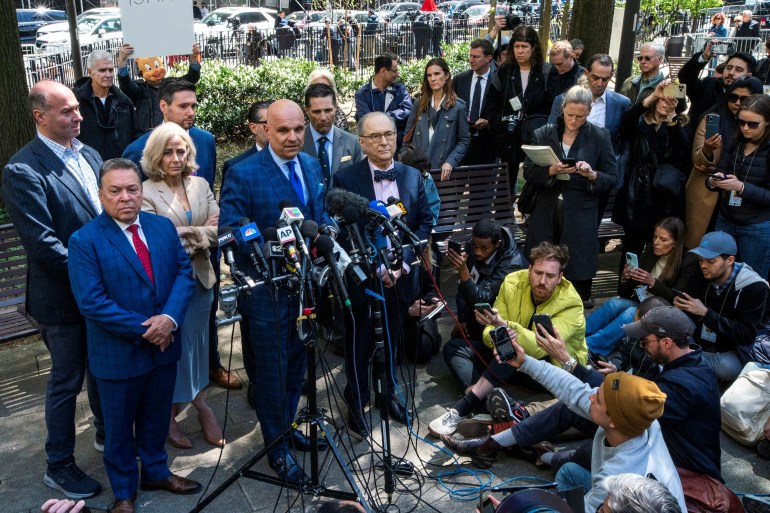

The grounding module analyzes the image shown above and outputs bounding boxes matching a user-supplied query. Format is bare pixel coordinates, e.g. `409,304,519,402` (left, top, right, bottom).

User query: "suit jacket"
218,148,333,318
142,176,219,289
67,211,195,380
332,159,433,305
354,80,414,139
1,136,102,324
301,126,364,181
221,144,259,187
453,69,494,139
122,125,216,190
547,90,631,155
404,98,471,169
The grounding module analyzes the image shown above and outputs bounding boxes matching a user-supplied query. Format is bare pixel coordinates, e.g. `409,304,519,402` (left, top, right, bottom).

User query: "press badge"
729,191,742,207
635,286,648,302
701,324,717,343
509,96,523,112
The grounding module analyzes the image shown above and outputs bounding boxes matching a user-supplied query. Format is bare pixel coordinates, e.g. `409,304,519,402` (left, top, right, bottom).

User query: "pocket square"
341,156,352,162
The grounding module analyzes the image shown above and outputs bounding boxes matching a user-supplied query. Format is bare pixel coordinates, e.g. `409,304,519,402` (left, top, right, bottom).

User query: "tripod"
190,255,372,513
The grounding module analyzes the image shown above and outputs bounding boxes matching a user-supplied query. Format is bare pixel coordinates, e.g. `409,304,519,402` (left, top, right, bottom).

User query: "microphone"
326,188,370,218
278,200,310,258
218,228,256,288
313,234,352,309
341,206,371,263
385,196,424,247
368,200,403,268
276,220,301,273
238,218,270,280
300,220,319,247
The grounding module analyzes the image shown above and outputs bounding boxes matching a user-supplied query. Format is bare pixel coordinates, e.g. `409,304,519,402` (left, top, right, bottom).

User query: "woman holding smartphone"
586,217,698,355
708,94,770,279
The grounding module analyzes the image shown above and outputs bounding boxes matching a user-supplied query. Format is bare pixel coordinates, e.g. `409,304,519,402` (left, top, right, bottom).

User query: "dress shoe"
167,433,193,449
346,410,370,442
197,412,225,447
209,366,242,390
374,395,407,424
112,498,135,513
287,428,329,452
507,441,557,467
268,453,309,485
440,434,503,469
140,474,202,495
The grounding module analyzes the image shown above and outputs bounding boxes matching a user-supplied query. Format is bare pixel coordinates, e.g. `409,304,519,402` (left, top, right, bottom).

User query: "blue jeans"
555,461,592,494
716,215,770,280
701,350,743,381
586,297,638,356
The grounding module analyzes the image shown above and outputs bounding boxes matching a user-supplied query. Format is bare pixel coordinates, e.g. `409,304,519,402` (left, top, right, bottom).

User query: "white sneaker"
428,408,464,437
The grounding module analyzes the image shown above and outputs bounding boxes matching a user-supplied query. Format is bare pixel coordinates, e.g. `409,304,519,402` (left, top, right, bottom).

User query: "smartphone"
561,158,576,166
626,252,639,270
418,301,446,327
709,173,726,181
705,113,720,140
663,83,687,99
491,326,517,362
671,288,686,297
588,350,607,367
448,239,463,254
475,302,492,313
532,313,555,337
480,495,496,513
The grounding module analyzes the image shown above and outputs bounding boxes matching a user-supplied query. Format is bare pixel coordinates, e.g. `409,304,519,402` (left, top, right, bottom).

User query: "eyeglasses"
728,93,750,104
362,131,396,142
636,55,656,62
738,118,763,129
639,335,660,348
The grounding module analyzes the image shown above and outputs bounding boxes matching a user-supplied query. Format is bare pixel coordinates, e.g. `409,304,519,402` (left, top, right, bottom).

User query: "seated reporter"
140,123,224,449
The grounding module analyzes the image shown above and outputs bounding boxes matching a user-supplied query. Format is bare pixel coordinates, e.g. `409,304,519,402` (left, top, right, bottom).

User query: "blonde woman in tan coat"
141,122,224,449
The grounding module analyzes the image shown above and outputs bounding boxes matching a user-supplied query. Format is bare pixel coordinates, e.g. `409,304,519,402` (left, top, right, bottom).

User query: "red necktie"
127,224,154,284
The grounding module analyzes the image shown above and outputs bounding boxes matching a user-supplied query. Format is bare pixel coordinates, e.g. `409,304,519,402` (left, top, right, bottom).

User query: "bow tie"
374,169,396,182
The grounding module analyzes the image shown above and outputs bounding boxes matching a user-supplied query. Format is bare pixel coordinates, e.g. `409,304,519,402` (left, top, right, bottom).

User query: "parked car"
459,4,510,26
36,13,123,53
444,0,484,19
195,7,277,34
35,7,120,42
17,8,66,45
376,2,422,22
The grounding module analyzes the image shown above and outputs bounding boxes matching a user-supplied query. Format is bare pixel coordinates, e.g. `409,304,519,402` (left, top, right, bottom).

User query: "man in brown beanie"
441,339,687,513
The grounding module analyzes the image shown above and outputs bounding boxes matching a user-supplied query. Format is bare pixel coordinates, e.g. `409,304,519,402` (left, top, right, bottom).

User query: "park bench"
0,224,38,343
666,56,690,81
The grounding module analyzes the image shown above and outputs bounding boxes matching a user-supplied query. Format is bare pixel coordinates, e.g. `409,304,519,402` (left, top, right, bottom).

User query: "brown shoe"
209,366,242,389
440,434,503,469
112,498,135,513
140,474,202,495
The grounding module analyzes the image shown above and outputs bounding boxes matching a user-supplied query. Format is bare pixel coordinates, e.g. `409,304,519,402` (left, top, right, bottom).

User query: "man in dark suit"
122,80,241,391
221,100,272,186
302,83,364,189
2,80,104,499
219,100,334,484
68,159,199,513
332,112,433,438
453,39,497,165
735,9,761,51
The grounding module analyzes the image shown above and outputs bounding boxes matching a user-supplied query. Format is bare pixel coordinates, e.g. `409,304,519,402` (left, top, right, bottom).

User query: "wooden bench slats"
0,224,37,343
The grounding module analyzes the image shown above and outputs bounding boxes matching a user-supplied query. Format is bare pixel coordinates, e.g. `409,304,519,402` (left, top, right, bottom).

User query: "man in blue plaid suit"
219,99,334,485
68,159,198,513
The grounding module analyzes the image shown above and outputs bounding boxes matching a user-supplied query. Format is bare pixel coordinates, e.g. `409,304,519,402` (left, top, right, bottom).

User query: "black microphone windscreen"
278,199,294,211
314,234,335,254
300,220,319,239
342,206,360,224
238,217,250,226
218,226,231,235
263,226,278,241
326,188,369,216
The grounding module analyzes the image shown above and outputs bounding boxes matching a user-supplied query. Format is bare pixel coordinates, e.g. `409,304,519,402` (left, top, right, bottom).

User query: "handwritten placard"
119,0,194,58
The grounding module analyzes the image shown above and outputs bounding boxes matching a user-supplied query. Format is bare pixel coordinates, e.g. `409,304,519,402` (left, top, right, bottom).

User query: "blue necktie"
287,160,305,205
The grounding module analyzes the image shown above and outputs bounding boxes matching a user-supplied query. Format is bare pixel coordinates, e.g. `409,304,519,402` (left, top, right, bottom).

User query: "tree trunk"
0,1,34,177
568,0,615,58
539,0,552,54
561,0,571,41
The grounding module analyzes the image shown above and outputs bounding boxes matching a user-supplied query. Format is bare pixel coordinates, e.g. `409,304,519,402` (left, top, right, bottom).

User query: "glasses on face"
728,93,750,104
362,131,396,143
636,55,655,62
738,118,763,129
639,335,660,348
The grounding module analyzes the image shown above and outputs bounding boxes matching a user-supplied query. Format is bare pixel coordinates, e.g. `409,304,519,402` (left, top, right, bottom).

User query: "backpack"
720,364,770,446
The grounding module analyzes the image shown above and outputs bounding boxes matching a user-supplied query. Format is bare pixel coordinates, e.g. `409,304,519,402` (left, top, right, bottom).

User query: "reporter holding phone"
612,81,689,258
707,94,770,279
685,77,763,249
522,85,619,304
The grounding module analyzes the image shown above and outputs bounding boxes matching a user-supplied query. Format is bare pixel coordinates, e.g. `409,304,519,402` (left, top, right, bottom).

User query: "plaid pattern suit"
68,210,195,500
219,148,332,460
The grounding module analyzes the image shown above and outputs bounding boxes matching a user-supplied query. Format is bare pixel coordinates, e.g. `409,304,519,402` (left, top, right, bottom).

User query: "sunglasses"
636,55,655,62
737,118,763,129
728,93,751,103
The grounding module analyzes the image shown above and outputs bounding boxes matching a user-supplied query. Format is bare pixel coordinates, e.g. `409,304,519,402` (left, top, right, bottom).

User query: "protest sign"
119,0,194,57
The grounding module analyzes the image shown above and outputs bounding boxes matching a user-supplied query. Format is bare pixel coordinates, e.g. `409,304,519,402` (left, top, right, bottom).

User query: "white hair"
86,49,113,71
603,474,681,513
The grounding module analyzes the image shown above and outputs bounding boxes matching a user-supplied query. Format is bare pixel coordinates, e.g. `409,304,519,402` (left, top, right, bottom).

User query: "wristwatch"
562,357,577,373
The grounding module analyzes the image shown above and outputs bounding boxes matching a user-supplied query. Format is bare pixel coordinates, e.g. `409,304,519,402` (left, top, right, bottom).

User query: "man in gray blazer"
302,83,364,189
2,81,103,499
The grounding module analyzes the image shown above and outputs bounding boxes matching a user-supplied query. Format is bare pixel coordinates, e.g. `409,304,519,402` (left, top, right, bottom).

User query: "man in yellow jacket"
429,242,587,437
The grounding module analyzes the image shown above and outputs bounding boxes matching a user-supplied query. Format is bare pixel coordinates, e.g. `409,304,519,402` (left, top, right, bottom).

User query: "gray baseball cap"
623,306,695,340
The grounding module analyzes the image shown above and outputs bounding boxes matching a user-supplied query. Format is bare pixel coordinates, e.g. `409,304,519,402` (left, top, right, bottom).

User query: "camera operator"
678,42,755,127
485,13,522,48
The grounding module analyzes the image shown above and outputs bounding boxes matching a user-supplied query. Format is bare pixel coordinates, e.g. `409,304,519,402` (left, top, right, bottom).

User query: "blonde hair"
549,40,573,59
141,123,198,182
307,68,340,99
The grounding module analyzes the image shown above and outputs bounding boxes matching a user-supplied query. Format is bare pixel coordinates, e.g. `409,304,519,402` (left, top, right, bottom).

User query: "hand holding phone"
448,239,463,254
626,252,639,270
491,326,517,362
532,313,555,337
561,158,576,167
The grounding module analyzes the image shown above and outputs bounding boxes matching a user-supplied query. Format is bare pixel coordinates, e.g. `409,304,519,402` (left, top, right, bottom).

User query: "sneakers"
487,388,529,434
429,408,465,437
93,439,105,453
44,462,102,499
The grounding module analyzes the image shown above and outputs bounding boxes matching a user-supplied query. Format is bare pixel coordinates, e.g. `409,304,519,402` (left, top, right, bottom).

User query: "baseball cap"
689,231,737,259
623,306,695,340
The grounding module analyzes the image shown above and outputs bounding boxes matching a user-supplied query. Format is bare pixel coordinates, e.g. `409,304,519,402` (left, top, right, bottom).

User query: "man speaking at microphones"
331,111,433,439
219,99,334,485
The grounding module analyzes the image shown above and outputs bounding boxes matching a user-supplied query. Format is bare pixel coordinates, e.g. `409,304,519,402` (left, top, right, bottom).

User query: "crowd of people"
4,11,770,513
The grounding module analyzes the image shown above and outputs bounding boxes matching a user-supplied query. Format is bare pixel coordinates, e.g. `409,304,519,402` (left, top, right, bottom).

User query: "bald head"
29,81,83,147
265,99,306,159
